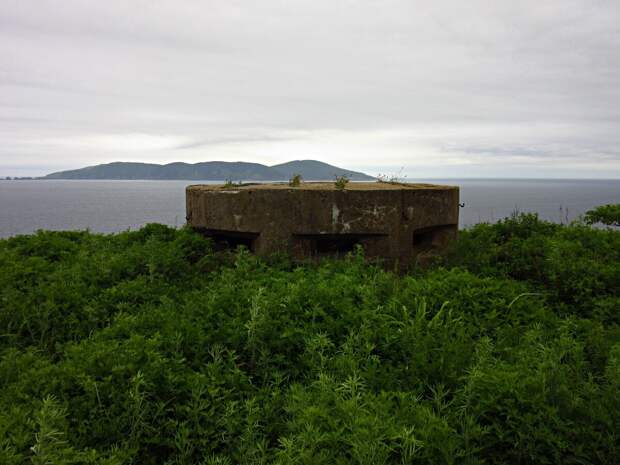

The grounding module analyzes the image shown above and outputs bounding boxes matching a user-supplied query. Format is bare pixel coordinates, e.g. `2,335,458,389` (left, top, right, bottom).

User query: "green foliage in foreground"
0,217,618,464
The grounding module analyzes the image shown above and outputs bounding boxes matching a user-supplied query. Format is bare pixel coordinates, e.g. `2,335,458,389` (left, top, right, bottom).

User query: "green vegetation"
223,179,240,189
585,204,620,227
335,175,350,190
288,174,302,187
0,213,619,464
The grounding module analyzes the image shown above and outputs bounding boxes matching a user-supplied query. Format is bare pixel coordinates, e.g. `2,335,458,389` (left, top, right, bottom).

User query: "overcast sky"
1,0,619,178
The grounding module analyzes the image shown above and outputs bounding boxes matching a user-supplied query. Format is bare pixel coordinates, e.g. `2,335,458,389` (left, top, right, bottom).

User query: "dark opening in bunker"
412,225,457,253
201,229,259,252
294,233,387,257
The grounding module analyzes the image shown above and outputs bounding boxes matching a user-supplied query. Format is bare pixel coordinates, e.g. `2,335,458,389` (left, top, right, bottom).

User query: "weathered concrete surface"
186,182,459,269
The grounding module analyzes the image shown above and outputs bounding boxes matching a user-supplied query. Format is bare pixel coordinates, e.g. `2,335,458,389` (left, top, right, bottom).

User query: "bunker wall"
186,184,459,268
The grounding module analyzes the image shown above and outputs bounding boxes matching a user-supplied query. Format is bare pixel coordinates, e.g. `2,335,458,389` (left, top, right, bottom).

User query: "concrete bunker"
293,232,388,257
186,182,459,269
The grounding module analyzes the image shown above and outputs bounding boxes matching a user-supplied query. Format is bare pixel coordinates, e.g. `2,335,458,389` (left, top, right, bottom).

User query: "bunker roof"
187,182,457,191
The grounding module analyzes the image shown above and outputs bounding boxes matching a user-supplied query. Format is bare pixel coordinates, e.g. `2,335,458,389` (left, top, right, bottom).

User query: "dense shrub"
0,217,618,464
446,213,620,322
585,204,620,227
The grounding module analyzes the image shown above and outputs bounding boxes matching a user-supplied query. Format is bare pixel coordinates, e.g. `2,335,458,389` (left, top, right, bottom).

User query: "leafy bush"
0,216,618,464
585,204,620,227
446,213,620,322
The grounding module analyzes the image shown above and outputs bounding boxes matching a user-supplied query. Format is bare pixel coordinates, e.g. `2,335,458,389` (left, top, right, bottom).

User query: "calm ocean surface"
0,179,618,238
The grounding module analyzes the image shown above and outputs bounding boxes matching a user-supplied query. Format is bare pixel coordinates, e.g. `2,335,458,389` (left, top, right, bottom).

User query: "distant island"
41,160,375,181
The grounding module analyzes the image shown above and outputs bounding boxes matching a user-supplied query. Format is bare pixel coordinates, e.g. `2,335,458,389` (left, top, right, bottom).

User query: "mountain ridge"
43,160,374,181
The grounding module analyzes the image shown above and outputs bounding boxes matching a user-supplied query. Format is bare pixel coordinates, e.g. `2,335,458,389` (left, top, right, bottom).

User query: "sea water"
0,179,618,238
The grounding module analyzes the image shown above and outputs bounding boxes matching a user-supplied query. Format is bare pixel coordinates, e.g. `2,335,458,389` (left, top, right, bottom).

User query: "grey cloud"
175,134,302,150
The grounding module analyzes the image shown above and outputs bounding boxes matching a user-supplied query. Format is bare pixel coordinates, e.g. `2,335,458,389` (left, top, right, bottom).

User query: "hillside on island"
43,160,374,181
0,206,618,464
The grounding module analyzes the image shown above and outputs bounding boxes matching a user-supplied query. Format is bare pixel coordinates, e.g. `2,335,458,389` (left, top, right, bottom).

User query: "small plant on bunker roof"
334,174,349,190
377,167,407,184
289,173,302,187
223,178,240,189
